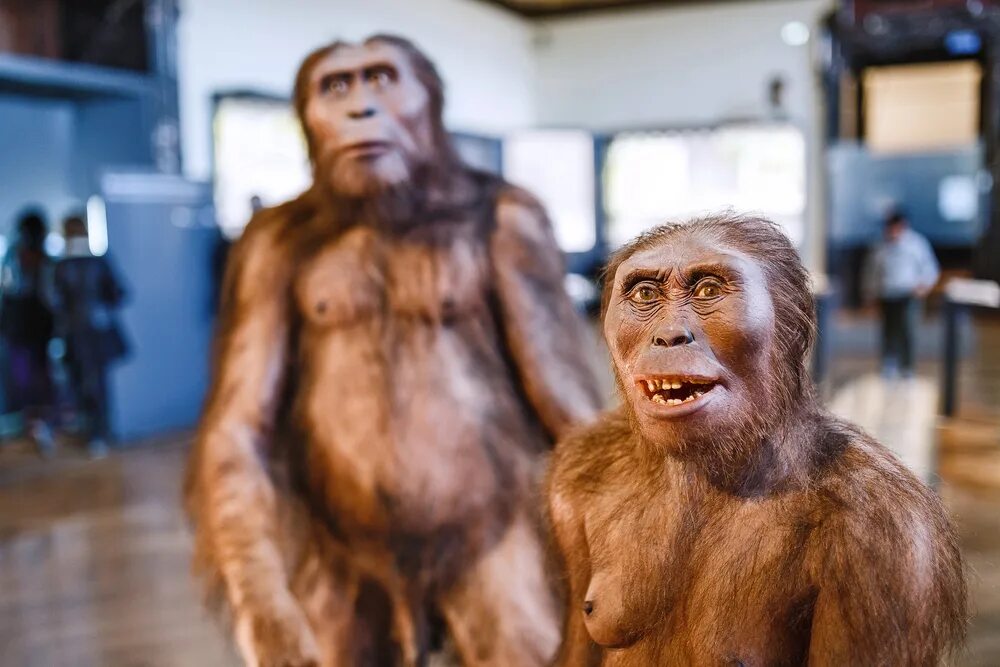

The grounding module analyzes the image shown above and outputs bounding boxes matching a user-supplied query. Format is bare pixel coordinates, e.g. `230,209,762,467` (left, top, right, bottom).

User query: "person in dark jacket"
0,209,56,455
53,215,128,457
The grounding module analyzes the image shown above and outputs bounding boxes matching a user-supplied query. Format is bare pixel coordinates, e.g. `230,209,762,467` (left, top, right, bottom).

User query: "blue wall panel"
828,142,988,247
101,174,216,440
72,96,152,196
0,95,78,238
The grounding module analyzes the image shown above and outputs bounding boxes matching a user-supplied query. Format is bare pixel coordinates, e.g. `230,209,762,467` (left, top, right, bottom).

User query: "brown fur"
548,214,967,666
186,35,601,667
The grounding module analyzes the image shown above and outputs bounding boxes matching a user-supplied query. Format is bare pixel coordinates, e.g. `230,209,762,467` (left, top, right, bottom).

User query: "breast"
295,227,384,329
583,567,647,648
582,489,682,650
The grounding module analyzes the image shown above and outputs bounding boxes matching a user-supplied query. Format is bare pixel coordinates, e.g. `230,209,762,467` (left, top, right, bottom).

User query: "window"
503,130,597,254
603,123,806,248
212,95,310,239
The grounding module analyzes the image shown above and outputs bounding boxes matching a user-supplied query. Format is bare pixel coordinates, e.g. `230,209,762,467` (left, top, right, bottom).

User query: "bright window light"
213,97,311,239
503,130,597,254
604,124,807,249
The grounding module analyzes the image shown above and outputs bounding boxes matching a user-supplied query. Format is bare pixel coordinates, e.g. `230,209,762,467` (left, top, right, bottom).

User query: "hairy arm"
807,455,966,666
185,212,319,665
491,188,603,440
547,447,602,667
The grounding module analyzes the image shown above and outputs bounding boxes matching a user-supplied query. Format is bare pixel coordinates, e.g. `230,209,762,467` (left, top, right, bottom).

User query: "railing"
940,278,1000,417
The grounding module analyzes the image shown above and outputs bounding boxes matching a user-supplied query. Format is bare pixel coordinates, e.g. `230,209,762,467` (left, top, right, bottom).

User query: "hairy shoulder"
546,407,633,542
224,194,316,305
490,183,567,292
493,183,552,241
238,194,316,254
548,406,635,499
496,182,545,210
808,414,959,576
813,415,940,516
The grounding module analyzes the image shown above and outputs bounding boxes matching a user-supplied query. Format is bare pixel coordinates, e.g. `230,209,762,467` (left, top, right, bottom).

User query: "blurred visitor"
0,209,56,455
865,209,940,378
53,214,129,457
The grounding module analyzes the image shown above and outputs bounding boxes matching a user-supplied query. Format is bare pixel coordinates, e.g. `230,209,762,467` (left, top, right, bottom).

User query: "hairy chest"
293,223,493,331
582,489,816,665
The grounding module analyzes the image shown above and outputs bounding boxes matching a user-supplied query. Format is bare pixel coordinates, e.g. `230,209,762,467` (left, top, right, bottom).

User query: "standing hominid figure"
186,34,602,667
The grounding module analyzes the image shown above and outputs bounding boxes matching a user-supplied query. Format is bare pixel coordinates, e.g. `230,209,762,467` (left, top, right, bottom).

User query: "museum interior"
0,0,999,664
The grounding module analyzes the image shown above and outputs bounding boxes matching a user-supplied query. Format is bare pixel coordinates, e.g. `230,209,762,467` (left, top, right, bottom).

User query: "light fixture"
781,21,810,47
87,195,109,256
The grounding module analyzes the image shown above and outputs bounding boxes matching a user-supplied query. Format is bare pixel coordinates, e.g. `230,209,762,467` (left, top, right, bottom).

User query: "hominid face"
304,41,436,198
604,231,777,453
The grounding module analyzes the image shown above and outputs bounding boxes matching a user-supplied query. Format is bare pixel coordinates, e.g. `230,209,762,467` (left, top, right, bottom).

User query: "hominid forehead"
614,234,760,285
310,41,415,83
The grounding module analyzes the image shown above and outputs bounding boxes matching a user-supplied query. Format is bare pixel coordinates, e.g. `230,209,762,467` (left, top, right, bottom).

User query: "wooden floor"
1,315,999,666
0,440,239,667
1,436,998,666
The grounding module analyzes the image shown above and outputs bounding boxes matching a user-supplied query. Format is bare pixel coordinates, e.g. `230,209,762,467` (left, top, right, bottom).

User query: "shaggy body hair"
549,214,967,666
186,34,602,667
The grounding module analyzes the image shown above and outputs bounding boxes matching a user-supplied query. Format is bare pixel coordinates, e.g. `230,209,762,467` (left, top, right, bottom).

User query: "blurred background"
0,0,998,664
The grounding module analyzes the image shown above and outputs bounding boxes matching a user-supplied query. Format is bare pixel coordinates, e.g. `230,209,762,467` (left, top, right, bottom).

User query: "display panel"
213,96,508,239
503,130,597,254
863,61,981,155
603,123,806,249
212,95,311,239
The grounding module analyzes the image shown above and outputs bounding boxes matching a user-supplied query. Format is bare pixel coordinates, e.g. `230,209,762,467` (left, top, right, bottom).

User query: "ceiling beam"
474,0,774,20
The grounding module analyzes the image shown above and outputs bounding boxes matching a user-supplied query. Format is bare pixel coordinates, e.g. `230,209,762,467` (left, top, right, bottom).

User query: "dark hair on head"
600,213,817,397
885,208,908,228
63,213,88,237
292,33,455,165
16,208,48,250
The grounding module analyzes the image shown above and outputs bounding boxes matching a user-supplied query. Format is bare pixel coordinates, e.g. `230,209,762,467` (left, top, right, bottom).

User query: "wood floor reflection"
0,439,239,667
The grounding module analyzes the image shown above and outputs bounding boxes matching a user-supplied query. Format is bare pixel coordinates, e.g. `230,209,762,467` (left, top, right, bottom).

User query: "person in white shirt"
864,210,940,378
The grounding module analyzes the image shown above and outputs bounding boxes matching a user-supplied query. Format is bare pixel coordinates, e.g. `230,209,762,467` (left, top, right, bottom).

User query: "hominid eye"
631,285,658,303
320,74,350,96
693,279,723,299
367,67,395,89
